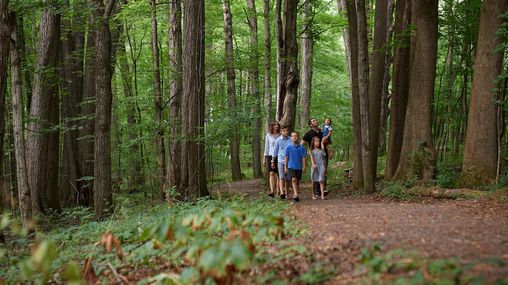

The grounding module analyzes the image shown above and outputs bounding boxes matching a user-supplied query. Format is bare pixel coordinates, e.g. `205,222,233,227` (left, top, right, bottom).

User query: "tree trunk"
299,0,313,130
9,11,33,230
263,0,273,133
393,0,438,182
385,0,410,179
0,0,9,236
60,1,85,207
378,0,394,156
356,0,374,193
27,3,61,212
246,0,262,178
222,0,242,181
459,0,508,187
150,0,166,199
275,0,284,121
91,0,114,218
168,0,183,192
344,0,363,188
279,0,299,131
182,0,208,199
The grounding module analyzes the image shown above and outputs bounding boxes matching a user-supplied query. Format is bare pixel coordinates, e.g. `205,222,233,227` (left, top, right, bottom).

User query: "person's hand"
302,166,306,173
271,162,275,168
312,163,316,168
284,167,288,174
264,159,267,167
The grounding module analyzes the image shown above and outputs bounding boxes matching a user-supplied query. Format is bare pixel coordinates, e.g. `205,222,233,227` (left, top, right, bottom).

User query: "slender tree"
299,0,314,130
343,0,363,188
385,0,411,179
182,0,208,198
393,0,438,182
167,0,183,192
222,0,242,181
246,0,262,178
459,0,508,187
275,0,284,120
356,0,374,193
263,0,272,132
279,0,299,131
150,0,166,199
0,0,9,234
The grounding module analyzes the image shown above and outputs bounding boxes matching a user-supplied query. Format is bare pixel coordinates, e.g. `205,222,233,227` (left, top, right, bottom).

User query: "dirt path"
213,178,508,283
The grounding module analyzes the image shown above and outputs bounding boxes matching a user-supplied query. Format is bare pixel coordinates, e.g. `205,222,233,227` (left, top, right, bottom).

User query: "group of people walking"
264,118,333,202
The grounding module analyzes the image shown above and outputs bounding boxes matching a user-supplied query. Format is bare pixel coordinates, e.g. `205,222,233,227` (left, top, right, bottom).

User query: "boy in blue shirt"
272,126,292,199
284,131,307,202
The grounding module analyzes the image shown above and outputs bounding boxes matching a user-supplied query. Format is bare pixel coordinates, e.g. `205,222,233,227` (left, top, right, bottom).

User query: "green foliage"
379,181,412,200
435,161,461,189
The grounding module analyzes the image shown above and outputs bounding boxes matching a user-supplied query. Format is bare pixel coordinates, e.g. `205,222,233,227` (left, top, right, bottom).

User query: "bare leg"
269,172,278,194
291,178,299,197
319,181,325,199
312,182,317,199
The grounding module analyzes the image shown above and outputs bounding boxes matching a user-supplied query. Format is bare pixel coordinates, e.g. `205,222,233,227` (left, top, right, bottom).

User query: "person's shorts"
288,169,302,181
266,156,278,173
278,162,291,180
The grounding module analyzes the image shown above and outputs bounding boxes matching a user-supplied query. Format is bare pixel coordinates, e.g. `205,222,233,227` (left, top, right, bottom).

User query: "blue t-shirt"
273,136,291,164
285,143,307,170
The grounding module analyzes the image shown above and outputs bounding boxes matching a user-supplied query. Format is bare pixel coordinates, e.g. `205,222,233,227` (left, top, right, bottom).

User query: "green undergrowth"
0,194,333,284
357,244,508,285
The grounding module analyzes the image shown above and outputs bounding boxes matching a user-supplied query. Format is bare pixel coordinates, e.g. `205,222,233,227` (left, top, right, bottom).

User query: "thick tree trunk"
356,0,374,193
0,0,9,235
275,0,285,121
150,0,166,199
459,0,508,187
168,0,183,192
344,0,363,188
182,0,208,199
299,0,313,131
279,0,299,131
222,0,242,181
60,1,85,207
27,4,61,212
385,0,410,179
246,0,262,178
9,11,33,229
91,0,114,218
263,0,273,132
393,0,438,182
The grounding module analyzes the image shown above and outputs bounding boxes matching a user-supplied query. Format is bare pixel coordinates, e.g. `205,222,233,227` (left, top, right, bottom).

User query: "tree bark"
222,0,242,181
299,0,313,130
263,0,273,132
9,11,33,230
275,0,285,121
385,0,410,179
182,0,208,199
356,0,374,193
459,0,508,187
378,0,393,156
150,0,166,199
393,0,438,182
0,0,9,234
91,0,115,218
246,0,262,178
60,0,85,207
344,0,363,188
279,0,299,131
27,2,61,212
168,0,183,192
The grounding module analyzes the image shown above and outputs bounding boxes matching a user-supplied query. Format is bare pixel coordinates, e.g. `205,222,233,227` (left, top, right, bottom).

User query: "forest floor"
212,178,508,284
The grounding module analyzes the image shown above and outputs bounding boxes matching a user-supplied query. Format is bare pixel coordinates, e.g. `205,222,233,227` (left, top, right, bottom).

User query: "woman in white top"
264,121,281,197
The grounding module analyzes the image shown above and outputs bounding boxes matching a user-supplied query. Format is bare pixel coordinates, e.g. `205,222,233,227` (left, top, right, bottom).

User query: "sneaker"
293,196,300,202
312,195,317,200
268,193,275,197
280,194,286,200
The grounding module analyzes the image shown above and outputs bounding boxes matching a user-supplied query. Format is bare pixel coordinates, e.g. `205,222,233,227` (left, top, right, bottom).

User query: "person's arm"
302,156,307,174
310,151,316,168
272,140,279,167
264,133,270,157
284,155,289,174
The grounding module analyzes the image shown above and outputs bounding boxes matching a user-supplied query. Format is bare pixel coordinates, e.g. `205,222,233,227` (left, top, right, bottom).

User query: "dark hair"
311,136,321,150
308,118,316,127
324,118,333,125
269,121,281,135
291,131,300,136
281,125,288,130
